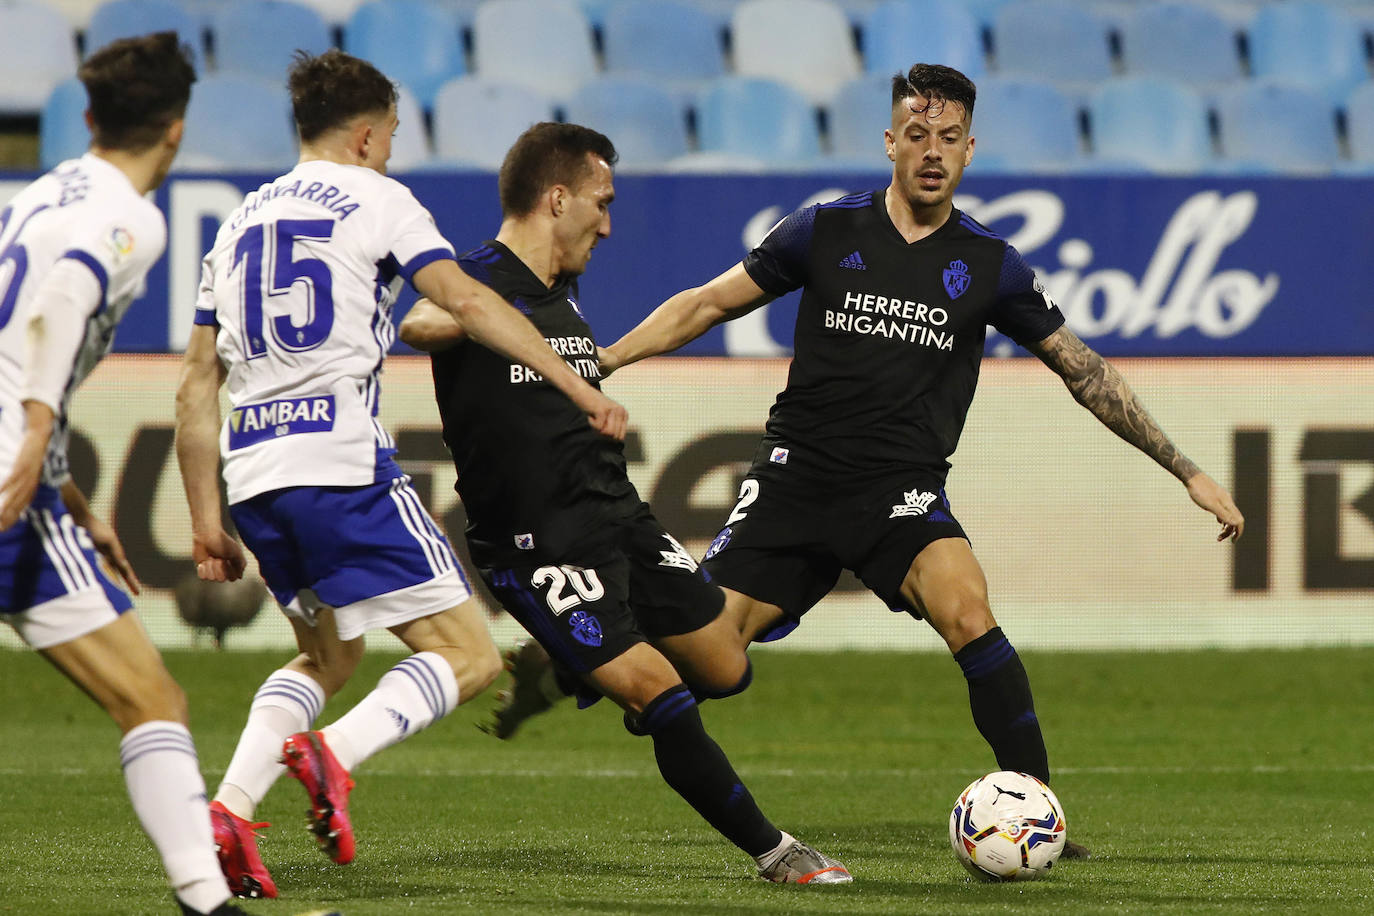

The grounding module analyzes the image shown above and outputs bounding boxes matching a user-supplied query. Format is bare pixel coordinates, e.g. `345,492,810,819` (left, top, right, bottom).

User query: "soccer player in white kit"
0,33,259,916
174,50,628,899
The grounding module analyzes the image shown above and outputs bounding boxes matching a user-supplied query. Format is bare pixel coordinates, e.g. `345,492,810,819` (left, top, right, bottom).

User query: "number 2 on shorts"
725,479,759,525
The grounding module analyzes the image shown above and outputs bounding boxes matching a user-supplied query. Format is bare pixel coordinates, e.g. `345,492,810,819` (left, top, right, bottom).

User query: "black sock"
953,627,1051,784
635,685,782,857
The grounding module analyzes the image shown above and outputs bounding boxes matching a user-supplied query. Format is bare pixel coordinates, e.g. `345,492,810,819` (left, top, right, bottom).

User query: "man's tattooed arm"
1026,326,1201,483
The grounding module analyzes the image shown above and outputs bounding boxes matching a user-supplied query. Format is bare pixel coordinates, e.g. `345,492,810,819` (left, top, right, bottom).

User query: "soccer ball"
948,771,1066,881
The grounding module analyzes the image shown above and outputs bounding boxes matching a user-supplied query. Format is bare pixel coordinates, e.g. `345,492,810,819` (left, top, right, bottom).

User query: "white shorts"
1,486,131,649
230,477,474,641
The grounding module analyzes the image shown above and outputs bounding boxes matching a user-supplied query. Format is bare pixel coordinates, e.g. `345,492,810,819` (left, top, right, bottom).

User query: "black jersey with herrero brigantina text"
743,190,1065,483
429,241,641,568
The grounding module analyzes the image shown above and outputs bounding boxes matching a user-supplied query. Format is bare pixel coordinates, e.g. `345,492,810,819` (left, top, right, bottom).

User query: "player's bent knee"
623,684,696,737
690,657,753,701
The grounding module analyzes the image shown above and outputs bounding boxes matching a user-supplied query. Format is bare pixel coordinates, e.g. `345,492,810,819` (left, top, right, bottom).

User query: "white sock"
322,652,459,771
119,721,231,914
755,830,797,868
216,668,324,818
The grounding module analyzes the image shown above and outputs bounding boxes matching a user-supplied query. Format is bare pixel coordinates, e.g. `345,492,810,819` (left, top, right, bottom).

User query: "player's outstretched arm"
398,297,466,352
412,260,627,441
599,263,773,376
1027,325,1244,542
174,324,246,582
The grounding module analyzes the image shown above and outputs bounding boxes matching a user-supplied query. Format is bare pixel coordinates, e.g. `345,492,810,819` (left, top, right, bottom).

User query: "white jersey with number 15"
197,160,455,504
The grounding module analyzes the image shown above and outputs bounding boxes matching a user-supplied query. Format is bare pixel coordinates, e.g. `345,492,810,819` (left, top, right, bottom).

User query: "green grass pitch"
1,647,1371,915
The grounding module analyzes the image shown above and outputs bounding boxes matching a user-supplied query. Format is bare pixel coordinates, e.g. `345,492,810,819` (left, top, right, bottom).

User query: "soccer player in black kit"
399,122,852,884
593,64,1247,859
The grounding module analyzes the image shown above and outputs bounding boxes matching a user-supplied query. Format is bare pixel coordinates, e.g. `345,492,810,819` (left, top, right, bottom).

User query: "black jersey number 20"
531,565,606,615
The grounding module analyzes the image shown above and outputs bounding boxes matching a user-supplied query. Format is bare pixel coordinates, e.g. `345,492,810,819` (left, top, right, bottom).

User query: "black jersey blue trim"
958,213,1002,240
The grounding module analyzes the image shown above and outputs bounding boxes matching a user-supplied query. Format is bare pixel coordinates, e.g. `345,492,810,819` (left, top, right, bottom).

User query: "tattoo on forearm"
1033,329,1200,482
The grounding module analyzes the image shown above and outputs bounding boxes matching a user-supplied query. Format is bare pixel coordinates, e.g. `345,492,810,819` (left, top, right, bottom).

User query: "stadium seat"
38,78,89,170
388,84,431,172
0,1,79,116
1088,77,1212,174
431,76,556,169
1214,81,1339,174
1248,1,1368,104
695,76,823,165
562,77,690,168
175,73,297,171
343,0,464,110
211,0,332,79
471,0,597,102
1346,81,1374,165
293,0,367,24
1119,2,1240,87
991,1,1113,88
862,0,986,82
601,1,725,87
731,0,861,105
85,0,204,70
966,77,1083,173
826,73,895,167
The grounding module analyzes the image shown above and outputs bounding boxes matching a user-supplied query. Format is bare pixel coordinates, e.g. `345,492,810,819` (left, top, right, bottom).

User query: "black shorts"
478,507,724,675
701,458,968,633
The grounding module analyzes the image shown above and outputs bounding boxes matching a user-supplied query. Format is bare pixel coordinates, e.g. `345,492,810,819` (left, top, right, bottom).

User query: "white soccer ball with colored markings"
948,771,1067,881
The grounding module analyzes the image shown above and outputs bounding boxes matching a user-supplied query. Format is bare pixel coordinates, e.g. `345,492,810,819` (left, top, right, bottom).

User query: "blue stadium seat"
1088,77,1212,174
86,0,204,70
1249,1,1368,104
292,0,364,24
826,73,894,167
39,78,90,171
696,76,823,164
431,76,556,168
1214,81,1339,174
601,1,725,86
388,84,431,172
0,1,79,116
563,77,690,168
863,0,986,82
175,73,297,171
991,1,1113,87
471,0,597,102
731,0,861,105
968,77,1083,173
1119,2,1240,87
1342,81,1374,165
344,0,464,110
211,1,332,79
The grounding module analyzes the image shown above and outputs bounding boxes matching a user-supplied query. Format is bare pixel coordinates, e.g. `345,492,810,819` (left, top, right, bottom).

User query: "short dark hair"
79,31,196,151
891,63,977,121
498,122,619,217
288,49,397,143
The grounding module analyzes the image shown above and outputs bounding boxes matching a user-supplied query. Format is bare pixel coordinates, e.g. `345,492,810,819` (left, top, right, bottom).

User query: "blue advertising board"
2,170,1370,356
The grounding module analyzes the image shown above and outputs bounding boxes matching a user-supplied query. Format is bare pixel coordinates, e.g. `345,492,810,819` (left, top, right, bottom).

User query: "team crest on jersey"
514,533,535,550
703,527,732,561
769,446,789,464
659,533,698,571
943,259,970,299
568,610,603,647
890,489,938,518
